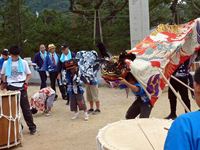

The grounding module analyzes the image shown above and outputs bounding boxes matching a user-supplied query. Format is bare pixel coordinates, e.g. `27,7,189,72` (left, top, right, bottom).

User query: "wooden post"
93,10,96,46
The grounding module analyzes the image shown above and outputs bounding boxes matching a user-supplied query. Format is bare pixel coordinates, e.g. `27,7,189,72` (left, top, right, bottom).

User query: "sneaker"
87,108,94,114
45,112,51,117
30,129,37,135
93,109,101,115
71,112,79,120
164,114,177,120
84,112,89,121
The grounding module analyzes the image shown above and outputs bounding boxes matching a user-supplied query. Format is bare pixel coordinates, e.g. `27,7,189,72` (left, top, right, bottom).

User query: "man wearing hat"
44,44,61,98
1,45,37,135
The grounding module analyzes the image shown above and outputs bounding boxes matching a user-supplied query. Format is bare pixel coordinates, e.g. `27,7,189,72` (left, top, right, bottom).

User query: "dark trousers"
38,71,47,89
49,72,58,92
57,80,68,100
126,97,152,119
7,86,36,131
168,77,191,115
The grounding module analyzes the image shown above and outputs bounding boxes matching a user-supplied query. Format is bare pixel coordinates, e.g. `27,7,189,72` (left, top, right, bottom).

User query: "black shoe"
93,109,101,115
30,129,37,135
31,108,38,114
88,108,94,114
164,114,177,120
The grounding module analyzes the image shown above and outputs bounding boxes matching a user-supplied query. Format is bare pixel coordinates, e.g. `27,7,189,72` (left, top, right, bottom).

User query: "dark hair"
194,67,200,84
125,72,137,82
61,43,69,50
96,42,110,58
9,45,22,55
64,59,78,70
1,49,9,56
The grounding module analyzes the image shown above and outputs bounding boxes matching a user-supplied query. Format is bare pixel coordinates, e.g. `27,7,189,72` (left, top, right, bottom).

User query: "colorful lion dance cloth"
104,18,200,106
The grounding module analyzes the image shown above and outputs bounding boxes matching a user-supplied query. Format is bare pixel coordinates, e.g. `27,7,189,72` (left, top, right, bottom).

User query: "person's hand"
57,74,60,80
24,83,28,91
1,82,7,90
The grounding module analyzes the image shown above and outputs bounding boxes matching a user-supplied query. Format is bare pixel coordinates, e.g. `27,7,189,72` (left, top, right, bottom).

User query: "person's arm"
25,74,32,84
1,62,7,89
119,79,140,93
33,53,37,64
24,61,32,84
33,53,38,70
43,55,48,71
164,116,191,150
57,56,62,79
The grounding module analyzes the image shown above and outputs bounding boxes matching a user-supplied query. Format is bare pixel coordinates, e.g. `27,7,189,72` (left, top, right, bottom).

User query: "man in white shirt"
1,46,37,135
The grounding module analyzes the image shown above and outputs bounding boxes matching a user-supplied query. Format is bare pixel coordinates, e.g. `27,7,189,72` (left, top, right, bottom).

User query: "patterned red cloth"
30,87,55,112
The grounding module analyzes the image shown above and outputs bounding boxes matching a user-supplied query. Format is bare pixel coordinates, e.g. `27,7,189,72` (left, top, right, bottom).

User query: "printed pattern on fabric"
125,18,200,106
30,87,55,112
66,71,84,95
75,50,100,85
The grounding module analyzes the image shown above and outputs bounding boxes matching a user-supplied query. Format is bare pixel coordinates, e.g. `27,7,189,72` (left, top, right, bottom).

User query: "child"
75,50,101,115
119,72,152,119
31,87,55,116
65,59,89,121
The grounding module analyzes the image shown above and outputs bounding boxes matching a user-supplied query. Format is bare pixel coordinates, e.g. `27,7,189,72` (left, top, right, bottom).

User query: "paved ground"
10,86,198,150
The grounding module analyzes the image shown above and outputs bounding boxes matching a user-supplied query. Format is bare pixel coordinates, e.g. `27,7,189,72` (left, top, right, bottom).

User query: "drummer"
164,67,200,150
1,45,37,135
119,72,152,119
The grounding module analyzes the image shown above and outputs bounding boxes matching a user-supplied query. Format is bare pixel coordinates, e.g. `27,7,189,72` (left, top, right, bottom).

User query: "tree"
0,0,35,56
69,0,128,45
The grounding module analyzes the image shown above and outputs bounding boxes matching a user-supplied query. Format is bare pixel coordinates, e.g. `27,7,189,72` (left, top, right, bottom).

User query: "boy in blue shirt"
164,67,200,150
119,72,152,119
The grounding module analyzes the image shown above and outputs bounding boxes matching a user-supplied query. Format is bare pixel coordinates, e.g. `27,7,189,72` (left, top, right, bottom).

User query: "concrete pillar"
129,0,150,48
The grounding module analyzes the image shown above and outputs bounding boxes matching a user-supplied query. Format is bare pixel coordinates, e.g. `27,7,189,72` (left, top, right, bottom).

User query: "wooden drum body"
0,91,21,149
97,118,173,150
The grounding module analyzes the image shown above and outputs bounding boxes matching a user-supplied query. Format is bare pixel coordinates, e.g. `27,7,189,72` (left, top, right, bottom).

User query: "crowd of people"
1,43,200,150
0,44,102,135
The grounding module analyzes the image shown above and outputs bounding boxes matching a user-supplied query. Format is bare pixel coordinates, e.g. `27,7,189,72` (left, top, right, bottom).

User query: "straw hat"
48,44,56,49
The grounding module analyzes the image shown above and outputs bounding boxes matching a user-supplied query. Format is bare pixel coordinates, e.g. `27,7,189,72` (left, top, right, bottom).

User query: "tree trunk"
170,0,179,24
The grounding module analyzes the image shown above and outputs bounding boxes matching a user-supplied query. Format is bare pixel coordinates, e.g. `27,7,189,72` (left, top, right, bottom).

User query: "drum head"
97,118,173,150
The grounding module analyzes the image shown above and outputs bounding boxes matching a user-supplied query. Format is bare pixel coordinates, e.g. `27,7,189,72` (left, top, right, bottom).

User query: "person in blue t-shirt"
0,49,9,81
119,72,152,119
164,67,200,150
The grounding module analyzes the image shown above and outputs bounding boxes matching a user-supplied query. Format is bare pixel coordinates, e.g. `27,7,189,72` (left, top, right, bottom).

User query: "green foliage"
0,0,199,58
25,0,70,12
